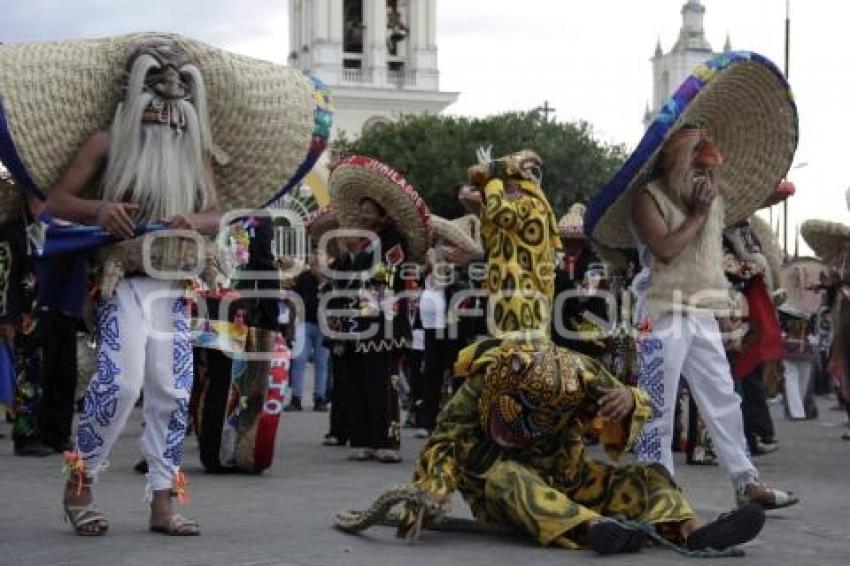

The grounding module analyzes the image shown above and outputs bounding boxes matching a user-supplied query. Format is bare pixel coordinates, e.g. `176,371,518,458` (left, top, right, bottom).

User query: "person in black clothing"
1,187,78,457
2,213,52,457
402,277,425,428
325,198,410,463
551,204,610,358
323,236,354,447
285,255,330,412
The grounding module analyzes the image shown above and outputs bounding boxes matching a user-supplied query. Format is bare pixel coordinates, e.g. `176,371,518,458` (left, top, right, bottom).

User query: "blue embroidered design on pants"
171,298,193,392
163,399,189,466
96,299,121,353
78,296,122,456
634,335,666,463
162,298,193,467
77,423,105,454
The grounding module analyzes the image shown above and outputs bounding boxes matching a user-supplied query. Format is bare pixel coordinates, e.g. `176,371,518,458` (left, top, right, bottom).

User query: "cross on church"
536,100,556,122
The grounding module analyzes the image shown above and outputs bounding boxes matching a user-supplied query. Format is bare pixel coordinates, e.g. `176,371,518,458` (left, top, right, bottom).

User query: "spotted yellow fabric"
411,340,695,549
481,179,561,336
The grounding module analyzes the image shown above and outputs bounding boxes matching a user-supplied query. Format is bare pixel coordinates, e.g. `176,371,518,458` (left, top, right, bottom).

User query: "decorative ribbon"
61,451,86,496
172,471,190,505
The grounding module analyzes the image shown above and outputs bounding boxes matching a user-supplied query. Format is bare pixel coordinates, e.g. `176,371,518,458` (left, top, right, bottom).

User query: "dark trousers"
346,350,400,450
38,310,78,447
419,329,460,432
404,348,424,420
328,352,350,443
814,352,832,395
737,366,776,450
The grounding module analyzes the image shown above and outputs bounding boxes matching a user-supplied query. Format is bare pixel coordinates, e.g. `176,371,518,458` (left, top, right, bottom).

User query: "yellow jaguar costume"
406,339,696,549
473,150,561,336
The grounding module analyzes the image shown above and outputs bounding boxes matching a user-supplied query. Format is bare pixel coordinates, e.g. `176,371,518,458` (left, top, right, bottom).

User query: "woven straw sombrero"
801,219,850,268
0,32,324,210
431,215,484,265
328,155,431,262
586,51,798,249
749,214,782,291
305,206,339,240
558,203,586,238
449,213,482,247
780,257,827,317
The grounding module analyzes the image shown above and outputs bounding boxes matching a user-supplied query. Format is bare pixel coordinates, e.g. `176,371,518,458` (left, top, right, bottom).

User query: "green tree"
334,111,627,218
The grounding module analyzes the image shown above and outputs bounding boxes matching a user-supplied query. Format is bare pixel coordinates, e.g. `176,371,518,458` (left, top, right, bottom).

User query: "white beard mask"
101,51,214,223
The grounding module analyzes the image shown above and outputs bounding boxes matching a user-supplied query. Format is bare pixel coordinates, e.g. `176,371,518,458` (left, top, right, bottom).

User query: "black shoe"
313,399,328,412
686,504,765,551
134,459,149,474
283,397,302,412
14,440,55,457
588,519,646,555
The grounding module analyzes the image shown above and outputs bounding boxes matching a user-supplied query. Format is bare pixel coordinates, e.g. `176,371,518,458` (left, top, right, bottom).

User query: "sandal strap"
65,505,107,528
151,513,200,535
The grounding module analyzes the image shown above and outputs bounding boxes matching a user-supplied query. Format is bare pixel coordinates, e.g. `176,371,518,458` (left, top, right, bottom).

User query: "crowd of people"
0,35,847,559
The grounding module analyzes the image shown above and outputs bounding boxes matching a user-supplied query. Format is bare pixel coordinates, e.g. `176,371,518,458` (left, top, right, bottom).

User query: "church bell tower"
288,0,458,138
643,0,730,128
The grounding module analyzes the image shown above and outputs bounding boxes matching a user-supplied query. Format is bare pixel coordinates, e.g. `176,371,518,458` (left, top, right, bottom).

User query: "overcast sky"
0,0,845,254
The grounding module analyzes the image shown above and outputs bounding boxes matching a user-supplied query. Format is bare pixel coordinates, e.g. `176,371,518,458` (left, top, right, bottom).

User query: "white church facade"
287,0,458,139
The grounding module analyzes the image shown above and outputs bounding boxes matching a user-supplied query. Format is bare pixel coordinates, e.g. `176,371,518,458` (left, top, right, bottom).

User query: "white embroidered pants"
76,277,193,494
633,311,758,488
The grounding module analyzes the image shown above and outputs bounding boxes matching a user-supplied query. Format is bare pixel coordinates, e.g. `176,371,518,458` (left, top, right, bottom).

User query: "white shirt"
420,276,447,330
411,329,425,351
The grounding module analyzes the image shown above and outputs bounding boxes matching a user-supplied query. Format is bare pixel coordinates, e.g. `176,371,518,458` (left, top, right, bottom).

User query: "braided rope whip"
619,519,746,559
334,486,744,558
334,485,513,540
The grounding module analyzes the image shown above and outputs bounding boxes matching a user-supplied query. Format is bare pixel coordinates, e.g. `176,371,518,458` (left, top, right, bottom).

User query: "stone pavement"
0,397,848,566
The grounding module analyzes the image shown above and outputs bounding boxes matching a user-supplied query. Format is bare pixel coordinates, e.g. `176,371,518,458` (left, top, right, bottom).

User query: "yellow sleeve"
578,355,652,461
411,375,483,498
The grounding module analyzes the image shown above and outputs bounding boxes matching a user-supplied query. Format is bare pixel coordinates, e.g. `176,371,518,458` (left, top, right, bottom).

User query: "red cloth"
732,276,784,379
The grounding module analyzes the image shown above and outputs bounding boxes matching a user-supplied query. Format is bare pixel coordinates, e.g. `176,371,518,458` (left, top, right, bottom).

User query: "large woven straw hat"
328,155,431,262
586,52,798,249
305,206,339,242
431,215,484,265
749,214,782,291
305,205,340,256
558,203,586,239
0,32,319,210
445,213,482,248
801,219,850,268
779,258,827,317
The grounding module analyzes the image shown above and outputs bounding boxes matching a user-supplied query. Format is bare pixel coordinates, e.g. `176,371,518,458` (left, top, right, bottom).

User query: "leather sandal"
64,503,109,536
150,513,200,536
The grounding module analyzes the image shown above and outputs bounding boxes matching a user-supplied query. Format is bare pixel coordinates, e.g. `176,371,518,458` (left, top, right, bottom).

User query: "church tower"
643,0,730,128
288,0,458,139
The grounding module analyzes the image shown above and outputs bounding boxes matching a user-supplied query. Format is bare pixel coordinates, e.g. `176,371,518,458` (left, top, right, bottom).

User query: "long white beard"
101,57,213,223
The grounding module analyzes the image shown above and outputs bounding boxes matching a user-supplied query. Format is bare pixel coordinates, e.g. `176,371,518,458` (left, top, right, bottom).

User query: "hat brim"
431,215,484,265
305,206,340,254
328,155,431,262
587,52,798,249
0,32,326,211
801,219,850,268
749,214,782,290
780,258,827,316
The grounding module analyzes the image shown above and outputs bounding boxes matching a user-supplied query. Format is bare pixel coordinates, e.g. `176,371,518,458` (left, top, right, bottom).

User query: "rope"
619,519,746,559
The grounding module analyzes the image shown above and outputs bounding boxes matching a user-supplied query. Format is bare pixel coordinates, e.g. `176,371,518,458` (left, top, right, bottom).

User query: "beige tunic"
639,181,732,322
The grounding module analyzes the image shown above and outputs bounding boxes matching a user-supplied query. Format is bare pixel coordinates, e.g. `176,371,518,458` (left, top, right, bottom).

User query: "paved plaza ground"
1,394,848,566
